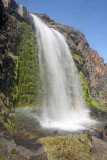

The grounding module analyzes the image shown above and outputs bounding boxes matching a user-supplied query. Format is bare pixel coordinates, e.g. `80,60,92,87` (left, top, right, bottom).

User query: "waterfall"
31,14,92,131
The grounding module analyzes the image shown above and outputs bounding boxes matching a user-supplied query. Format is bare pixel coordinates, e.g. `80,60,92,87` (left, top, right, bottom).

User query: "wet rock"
90,107,107,121
97,131,103,139
54,130,58,135
104,124,107,129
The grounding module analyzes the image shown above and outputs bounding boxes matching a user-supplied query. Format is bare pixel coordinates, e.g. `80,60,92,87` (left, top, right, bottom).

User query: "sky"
16,0,107,63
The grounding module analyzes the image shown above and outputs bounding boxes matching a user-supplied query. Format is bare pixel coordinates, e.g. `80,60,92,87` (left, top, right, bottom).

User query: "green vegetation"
11,22,41,106
79,72,107,112
73,54,83,66
79,72,99,108
0,110,37,139
72,47,106,112
99,91,103,98
41,134,96,160
11,148,16,154
72,48,85,72
0,112,18,135
97,102,107,112
0,93,6,112
17,130,37,139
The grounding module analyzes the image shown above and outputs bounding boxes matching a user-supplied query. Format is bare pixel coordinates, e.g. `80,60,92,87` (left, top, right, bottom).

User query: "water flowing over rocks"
31,14,93,132
34,13,107,103
0,1,107,159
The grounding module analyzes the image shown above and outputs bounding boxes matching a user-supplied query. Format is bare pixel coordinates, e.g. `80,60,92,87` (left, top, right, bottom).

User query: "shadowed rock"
0,133,48,160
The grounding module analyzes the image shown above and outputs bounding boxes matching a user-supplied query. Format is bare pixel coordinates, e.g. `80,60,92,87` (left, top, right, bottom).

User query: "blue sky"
16,0,107,63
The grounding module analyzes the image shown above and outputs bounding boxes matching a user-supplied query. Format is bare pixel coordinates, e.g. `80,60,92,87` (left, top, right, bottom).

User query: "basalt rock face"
0,0,20,108
0,0,31,109
0,2,41,109
2,0,18,10
17,5,28,20
88,49,107,101
1,0,29,20
35,13,107,102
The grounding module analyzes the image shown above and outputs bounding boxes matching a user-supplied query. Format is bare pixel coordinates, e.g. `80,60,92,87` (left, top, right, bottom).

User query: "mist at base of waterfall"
15,107,96,134
31,14,96,131
37,109,96,132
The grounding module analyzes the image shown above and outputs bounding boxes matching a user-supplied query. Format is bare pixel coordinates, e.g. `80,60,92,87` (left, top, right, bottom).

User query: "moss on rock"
11,22,41,106
79,72,107,112
41,134,95,160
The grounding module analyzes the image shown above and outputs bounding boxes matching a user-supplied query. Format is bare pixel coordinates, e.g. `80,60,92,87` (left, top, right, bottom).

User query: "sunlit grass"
41,134,96,160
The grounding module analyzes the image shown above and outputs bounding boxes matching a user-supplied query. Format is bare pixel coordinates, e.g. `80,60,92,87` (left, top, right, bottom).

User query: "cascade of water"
31,14,93,131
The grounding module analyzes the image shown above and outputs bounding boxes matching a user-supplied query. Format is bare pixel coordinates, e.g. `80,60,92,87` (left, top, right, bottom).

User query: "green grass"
41,134,96,160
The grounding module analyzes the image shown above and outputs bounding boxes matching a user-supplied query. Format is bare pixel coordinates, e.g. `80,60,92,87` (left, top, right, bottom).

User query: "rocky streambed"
0,106,107,160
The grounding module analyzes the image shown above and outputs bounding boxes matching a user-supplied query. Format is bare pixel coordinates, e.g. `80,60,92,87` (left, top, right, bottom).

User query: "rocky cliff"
0,0,40,110
34,13,107,103
0,0,19,109
0,0,107,111
0,2,107,160
1,0,29,20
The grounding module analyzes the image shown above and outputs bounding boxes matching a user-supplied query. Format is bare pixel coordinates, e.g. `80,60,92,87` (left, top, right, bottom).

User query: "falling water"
31,14,93,131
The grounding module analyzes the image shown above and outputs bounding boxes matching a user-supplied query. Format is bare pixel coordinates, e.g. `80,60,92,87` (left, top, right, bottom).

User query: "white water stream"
31,14,94,131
